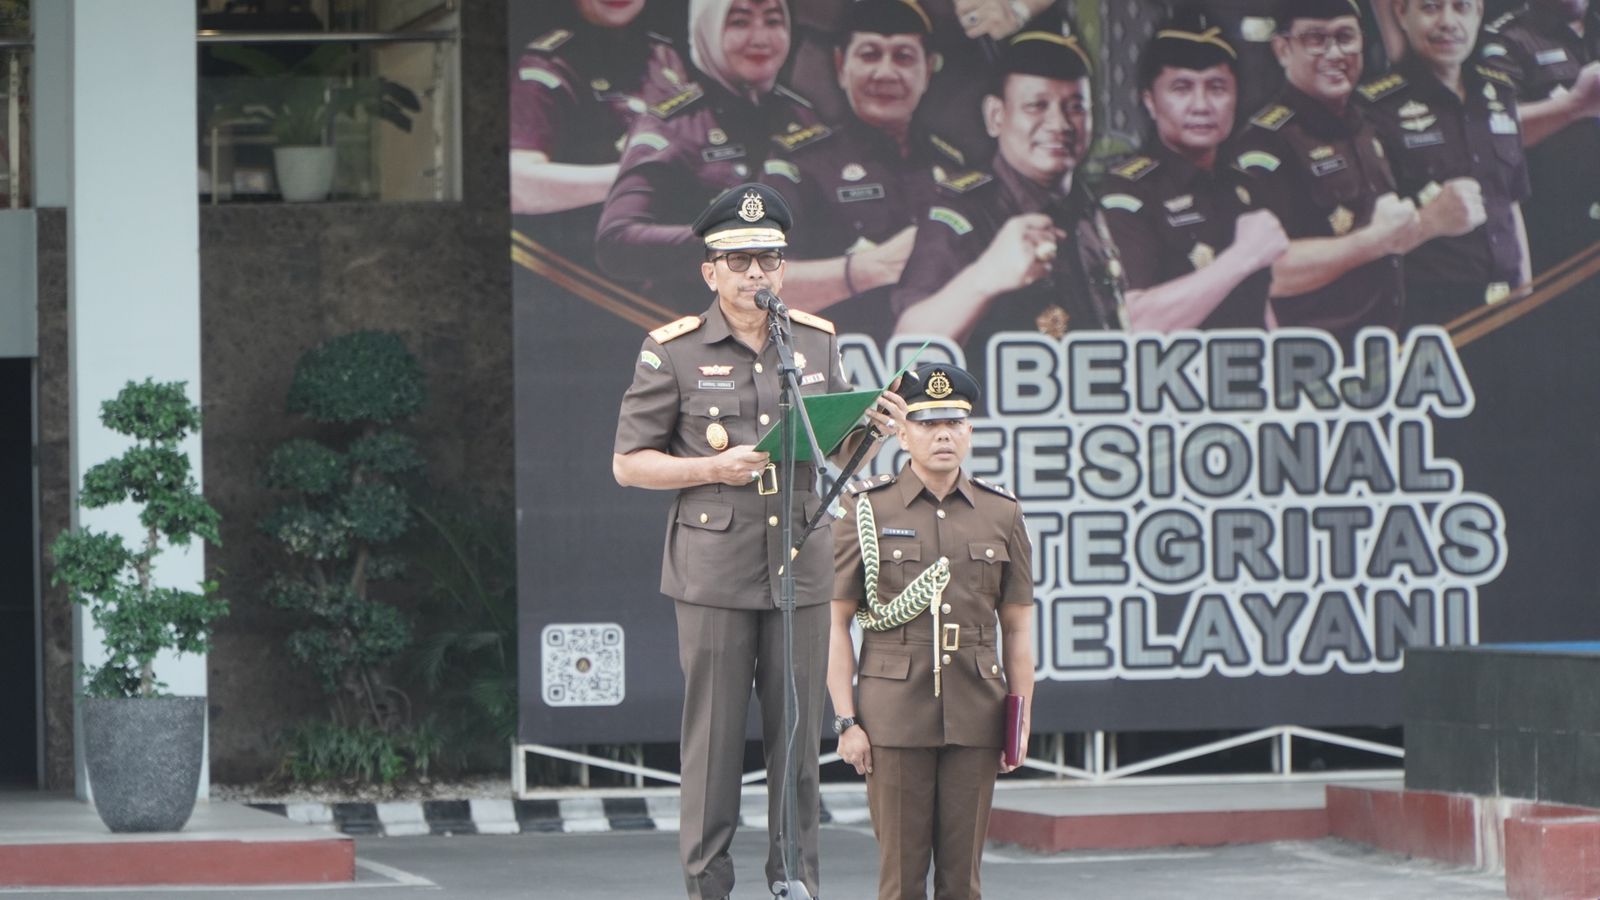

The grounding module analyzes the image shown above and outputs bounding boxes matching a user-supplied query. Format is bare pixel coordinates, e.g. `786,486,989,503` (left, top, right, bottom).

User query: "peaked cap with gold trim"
692,182,793,251
895,363,980,422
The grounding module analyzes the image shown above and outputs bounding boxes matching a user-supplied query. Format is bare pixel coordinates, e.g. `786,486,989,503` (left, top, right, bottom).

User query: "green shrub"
50,379,227,698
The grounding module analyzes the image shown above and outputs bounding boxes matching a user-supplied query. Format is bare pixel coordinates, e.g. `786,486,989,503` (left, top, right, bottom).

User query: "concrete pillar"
64,0,206,799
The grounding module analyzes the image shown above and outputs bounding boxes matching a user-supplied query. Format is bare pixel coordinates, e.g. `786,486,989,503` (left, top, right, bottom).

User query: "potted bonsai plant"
51,379,228,832
206,43,421,201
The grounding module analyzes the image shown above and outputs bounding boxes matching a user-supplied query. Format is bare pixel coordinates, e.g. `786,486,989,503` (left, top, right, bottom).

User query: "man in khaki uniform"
827,364,1035,900
614,182,902,900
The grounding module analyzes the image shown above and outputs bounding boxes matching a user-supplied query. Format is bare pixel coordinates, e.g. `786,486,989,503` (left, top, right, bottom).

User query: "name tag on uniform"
882,528,917,538
701,145,746,162
1490,113,1519,134
1536,48,1569,65
1167,212,1207,228
697,379,736,390
800,372,826,385
1403,131,1445,148
1310,156,1348,177
836,184,886,203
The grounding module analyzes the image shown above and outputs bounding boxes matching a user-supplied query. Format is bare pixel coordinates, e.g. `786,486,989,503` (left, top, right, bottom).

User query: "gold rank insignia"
708,128,727,145
1310,145,1335,161
591,78,611,91
1036,305,1069,339
841,163,866,182
926,371,954,399
1236,185,1252,206
1329,205,1355,236
1189,242,1216,270
706,422,729,451
1418,181,1443,206
699,364,733,376
738,190,765,222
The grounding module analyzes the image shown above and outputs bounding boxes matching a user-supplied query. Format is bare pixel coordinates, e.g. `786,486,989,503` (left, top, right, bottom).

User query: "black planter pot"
81,696,206,833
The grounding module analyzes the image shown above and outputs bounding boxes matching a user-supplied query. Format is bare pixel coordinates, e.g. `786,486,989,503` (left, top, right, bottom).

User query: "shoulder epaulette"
772,123,831,152
649,83,705,119
933,166,993,193
649,315,702,343
928,134,966,165
1358,73,1407,102
1476,64,1515,87
1110,155,1158,181
774,84,814,109
972,477,1016,500
849,473,898,495
1250,104,1295,131
527,29,572,53
788,309,835,334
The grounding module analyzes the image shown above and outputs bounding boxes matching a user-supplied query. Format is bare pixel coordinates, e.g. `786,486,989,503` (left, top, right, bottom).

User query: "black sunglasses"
711,251,784,273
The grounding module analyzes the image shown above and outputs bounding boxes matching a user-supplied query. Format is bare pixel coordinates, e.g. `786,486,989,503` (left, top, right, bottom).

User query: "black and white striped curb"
250,791,870,837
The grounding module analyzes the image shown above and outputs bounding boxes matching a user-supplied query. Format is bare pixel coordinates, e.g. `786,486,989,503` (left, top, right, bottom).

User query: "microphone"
754,288,789,317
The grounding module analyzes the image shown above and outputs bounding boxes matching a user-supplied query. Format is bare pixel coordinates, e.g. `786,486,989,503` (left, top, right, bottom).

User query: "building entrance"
0,358,37,785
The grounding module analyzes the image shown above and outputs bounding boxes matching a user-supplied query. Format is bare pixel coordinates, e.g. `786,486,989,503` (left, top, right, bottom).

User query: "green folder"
753,342,931,461
754,389,882,461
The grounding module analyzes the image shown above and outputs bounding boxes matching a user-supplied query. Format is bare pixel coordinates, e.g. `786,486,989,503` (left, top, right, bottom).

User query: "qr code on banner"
541,623,625,707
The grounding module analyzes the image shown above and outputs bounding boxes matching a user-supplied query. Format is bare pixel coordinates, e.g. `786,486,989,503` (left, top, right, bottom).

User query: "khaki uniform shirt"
833,466,1033,748
890,155,1127,398
594,78,821,309
1360,59,1531,320
1480,4,1600,269
614,301,853,609
1229,85,1403,343
1100,142,1271,330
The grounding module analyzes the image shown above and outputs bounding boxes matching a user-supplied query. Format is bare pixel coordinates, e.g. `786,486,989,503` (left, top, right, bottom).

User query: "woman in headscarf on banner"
594,0,823,312
510,0,688,240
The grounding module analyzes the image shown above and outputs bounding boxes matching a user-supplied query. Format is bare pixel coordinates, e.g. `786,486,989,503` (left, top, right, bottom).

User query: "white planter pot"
273,145,337,202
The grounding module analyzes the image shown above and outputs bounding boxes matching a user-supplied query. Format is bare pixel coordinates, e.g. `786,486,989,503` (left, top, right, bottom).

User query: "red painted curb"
0,838,355,887
987,806,1329,852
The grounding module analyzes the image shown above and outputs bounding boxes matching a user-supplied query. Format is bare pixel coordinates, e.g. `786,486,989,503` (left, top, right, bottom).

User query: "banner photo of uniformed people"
512,0,1600,745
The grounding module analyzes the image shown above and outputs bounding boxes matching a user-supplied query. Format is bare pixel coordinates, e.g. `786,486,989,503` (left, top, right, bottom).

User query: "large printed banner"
513,0,1600,744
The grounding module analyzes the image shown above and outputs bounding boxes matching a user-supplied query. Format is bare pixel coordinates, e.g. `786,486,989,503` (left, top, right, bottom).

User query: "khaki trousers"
866,745,998,900
675,600,829,900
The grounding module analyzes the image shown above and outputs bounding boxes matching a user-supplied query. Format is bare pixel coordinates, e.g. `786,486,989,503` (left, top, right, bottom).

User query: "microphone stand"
765,295,827,900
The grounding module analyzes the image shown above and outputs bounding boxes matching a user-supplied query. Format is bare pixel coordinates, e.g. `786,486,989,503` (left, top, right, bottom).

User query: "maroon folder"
1003,694,1025,768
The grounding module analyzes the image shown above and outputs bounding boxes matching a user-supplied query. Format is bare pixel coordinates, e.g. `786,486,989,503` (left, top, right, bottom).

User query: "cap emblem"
738,190,765,222
926,371,953,400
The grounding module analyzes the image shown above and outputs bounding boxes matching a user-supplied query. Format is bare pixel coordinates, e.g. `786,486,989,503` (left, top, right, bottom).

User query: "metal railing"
512,725,1404,798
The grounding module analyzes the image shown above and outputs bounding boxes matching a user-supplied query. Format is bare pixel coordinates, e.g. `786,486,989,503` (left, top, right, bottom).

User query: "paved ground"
0,825,1505,898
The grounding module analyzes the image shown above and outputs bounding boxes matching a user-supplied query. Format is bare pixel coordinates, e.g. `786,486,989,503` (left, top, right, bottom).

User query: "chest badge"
841,163,866,182
591,78,611,92
1236,185,1252,206
1329,205,1355,236
1490,112,1519,135
1310,145,1335,160
1188,242,1216,270
1164,194,1195,213
793,351,807,370
706,422,730,451
1401,115,1438,132
1035,305,1070,339
708,128,728,146
699,364,733,376
1398,101,1429,119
